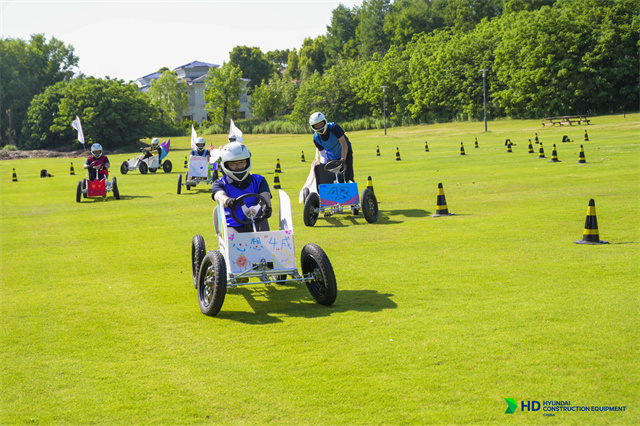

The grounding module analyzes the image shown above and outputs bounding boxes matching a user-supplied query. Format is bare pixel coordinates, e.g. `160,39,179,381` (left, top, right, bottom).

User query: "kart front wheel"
191,235,206,289
163,160,172,173
76,181,82,203
139,162,148,174
149,168,157,173
301,243,337,306
303,192,320,227
120,161,128,175
82,179,88,198
361,187,378,223
177,173,182,194
198,251,227,316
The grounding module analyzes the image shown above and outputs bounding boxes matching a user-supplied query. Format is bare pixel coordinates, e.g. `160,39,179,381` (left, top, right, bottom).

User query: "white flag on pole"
191,124,198,151
71,116,85,145
229,118,244,142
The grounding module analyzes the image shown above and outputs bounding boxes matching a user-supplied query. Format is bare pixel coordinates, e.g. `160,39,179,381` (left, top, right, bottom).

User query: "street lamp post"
381,86,388,136
481,69,488,133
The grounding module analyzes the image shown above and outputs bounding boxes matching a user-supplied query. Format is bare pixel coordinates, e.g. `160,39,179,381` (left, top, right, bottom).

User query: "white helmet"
220,142,251,182
151,138,160,147
309,112,328,134
90,143,103,158
195,137,206,153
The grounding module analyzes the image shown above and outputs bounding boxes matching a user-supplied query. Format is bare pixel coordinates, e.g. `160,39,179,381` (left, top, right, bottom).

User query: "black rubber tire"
76,181,82,203
302,187,310,203
361,187,378,223
82,179,88,198
112,177,120,200
191,235,206,289
149,168,157,173
303,192,319,227
301,243,337,306
163,160,172,173
139,162,148,174
198,251,227,316
120,161,128,175
177,174,182,194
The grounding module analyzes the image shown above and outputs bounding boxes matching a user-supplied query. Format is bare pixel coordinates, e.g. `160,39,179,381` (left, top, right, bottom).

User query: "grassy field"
1,114,638,425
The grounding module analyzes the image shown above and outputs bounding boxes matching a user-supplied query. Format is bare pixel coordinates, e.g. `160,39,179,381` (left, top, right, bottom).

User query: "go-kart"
302,160,378,226
191,190,337,316
177,150,220,194
76,164,120,202
120,140,172,174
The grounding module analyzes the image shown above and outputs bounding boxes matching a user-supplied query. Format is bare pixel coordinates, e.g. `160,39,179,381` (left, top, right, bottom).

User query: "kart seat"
314,164,347,189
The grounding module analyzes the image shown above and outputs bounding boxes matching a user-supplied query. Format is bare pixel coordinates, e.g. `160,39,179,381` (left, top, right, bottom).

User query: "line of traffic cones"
537,142,546,159
575,199,608,244
431,183,454,217
528,139,534,154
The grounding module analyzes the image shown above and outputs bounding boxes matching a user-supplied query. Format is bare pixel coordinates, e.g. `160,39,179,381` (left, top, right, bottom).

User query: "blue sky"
1,0,362,82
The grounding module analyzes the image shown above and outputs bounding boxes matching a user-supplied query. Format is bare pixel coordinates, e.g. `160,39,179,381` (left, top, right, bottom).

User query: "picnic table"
542,115,591,126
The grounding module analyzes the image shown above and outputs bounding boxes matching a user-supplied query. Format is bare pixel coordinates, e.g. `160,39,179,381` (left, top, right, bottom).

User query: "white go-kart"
191,190,337,316
120,140,172,175
177,150,220,194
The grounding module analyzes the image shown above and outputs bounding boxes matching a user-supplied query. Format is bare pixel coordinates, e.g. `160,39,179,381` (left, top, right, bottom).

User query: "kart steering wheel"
228,193,271,226
324,159,346,175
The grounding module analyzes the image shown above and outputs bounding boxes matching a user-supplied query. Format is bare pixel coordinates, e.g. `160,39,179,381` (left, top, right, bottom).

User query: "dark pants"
344,148,354,182
89,169,107,181
230,219,270,233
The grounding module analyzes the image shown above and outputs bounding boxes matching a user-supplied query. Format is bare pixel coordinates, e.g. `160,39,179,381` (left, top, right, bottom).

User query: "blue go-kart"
302,160,378,226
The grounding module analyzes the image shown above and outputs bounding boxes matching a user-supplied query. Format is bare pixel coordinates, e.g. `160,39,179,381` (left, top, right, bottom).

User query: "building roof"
173,61,218,71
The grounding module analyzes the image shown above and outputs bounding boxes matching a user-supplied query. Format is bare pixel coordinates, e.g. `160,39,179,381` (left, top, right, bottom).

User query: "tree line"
1,0,638,150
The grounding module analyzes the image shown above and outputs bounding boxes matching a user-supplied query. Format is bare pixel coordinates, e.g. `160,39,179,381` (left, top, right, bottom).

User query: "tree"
146,70,189,122
22,77,159,149
204,63,244,128
250,75,298,121
285,49,300,80
325,4,360,66
0,34,78,146
299,36,328,77
265,49,290,72
356,0,391,58
229,46,275,91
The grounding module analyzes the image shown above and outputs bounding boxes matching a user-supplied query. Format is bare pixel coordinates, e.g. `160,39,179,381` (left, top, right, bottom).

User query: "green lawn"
1,114,638,425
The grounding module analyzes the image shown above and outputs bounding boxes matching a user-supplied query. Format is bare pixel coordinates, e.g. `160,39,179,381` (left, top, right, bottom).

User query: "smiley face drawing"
236,255,249,268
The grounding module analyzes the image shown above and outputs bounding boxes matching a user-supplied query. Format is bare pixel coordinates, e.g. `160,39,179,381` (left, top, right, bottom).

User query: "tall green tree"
146,70,189,122
265,49,290,72
204,63,244,128
299,36,328,78
356,0,391,58
285,49,300,80
228,46,275,91
250,75,298,121
22,77,159,149
325,4,360,66
0,34,78,146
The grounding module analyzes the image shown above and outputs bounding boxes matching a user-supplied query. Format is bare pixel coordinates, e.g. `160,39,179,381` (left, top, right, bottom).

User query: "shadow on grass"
215,285,397,324
77,194,152,202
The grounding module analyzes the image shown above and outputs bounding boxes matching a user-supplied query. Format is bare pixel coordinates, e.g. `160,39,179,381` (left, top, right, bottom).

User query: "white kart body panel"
215,190,296,277
188,156,209,178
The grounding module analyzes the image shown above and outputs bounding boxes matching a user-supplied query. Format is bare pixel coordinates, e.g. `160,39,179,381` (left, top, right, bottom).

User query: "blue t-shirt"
313,123,352,160
212,174,271,227
191,149,211,157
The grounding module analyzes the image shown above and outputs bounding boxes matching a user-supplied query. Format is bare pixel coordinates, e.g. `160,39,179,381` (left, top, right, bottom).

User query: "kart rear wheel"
139,162,148,174
302,187,310,203
191,235,206,289
120,161,128,175
361,187,378,223
163,160,172,173
112,177,120,200
303,192,319,227
301,243,337,306
149,168,157,173
82,179,88,198
76,181,82,203
177,173,182,194
198,251,227,316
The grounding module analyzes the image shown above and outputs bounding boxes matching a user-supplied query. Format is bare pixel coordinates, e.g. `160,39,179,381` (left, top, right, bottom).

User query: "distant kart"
76,164,120,202
191,190,337,316
177,150,220,194
120,140,172,174
302,160,378,226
